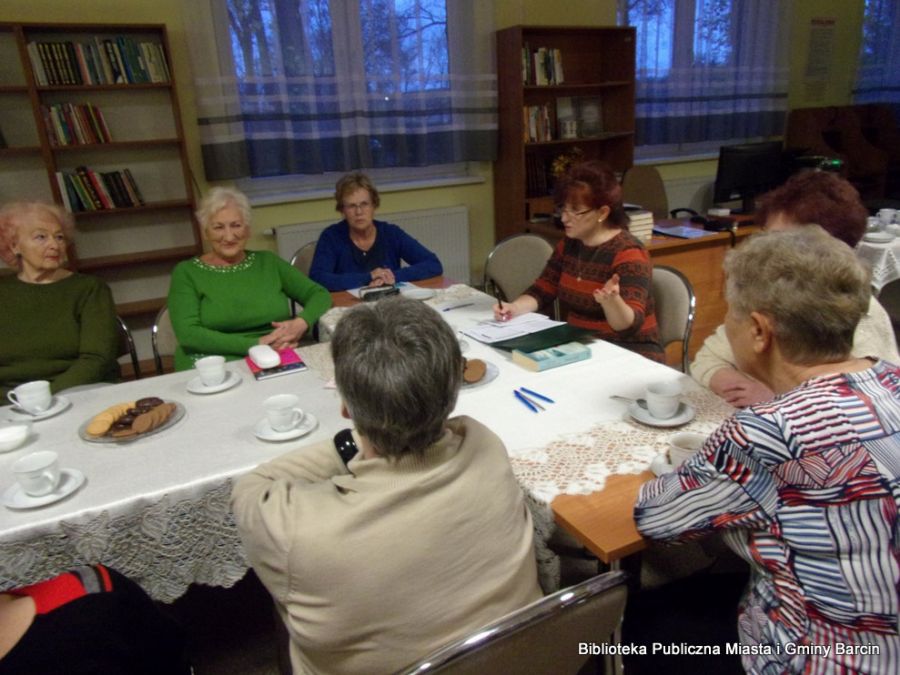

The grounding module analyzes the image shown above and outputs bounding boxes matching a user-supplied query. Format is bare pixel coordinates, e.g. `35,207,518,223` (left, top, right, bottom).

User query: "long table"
1,283,733,599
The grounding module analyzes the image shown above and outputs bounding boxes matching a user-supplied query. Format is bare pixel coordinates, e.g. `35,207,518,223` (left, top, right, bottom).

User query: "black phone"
359,285,400,302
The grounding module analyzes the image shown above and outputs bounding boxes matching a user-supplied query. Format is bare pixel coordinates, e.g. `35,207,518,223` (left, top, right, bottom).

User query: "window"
184,0,495,190
618,0,788,159
855,0,900,107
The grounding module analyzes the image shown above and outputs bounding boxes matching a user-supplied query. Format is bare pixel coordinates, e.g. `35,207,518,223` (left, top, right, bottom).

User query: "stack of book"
521,45,564,85
522,104,553,142
41,103,111,146
628,209,655,242
56,166,145,212
512,341,590,372
27,36,170,86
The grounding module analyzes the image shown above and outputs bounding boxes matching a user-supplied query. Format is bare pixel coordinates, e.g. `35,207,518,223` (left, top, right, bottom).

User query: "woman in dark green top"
0,201,118,397
167,187,331,371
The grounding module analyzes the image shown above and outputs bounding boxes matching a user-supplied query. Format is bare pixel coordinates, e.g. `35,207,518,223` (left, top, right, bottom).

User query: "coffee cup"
195,355,227,387
645,381,682,419
668,431,706,467
7,380,52,414
13,450,61,496
878,208,897,226
264,394,304,432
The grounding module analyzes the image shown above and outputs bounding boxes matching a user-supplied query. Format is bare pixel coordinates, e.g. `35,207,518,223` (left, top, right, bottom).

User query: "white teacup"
195,355,227,387
13,450,61,497
668,431,706,467
645,381,682,419
878,208,897,226
7,380,52,414
264,394,304,432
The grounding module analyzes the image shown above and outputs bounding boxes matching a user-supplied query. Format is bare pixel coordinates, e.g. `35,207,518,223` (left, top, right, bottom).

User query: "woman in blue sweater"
309,172,442,291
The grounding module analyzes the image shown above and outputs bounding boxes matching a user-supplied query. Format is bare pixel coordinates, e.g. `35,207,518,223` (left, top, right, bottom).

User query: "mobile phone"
360,285,400,302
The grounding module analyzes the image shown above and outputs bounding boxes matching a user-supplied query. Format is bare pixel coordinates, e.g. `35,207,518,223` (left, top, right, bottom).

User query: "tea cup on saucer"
645,381,682,419
195,355,227,387
7,380,52,414
668,431,706,467
13,450,60,497
264,394,304,432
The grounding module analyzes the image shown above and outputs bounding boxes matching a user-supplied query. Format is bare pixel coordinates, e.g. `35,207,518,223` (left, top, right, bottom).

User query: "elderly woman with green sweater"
167,187,331,371
0,201,118,397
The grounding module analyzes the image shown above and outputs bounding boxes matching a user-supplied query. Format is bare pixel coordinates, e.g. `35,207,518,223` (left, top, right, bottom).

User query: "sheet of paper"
461,312,564,344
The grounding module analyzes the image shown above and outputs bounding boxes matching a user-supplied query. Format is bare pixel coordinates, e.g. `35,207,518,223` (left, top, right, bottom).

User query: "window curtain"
182,0,496,181
854,0,900,110
618,0,789,158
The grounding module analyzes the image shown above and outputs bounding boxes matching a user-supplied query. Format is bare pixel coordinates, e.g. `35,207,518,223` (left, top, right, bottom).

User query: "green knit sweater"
0,273,119,397
167,250,332,371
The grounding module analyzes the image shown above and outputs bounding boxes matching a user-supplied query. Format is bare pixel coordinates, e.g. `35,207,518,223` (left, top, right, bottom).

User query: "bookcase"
0,22,200,365
494,26,636,242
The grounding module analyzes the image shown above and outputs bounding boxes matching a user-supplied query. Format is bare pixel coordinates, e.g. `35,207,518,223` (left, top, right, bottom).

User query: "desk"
1,285,733,598
856,237,900,293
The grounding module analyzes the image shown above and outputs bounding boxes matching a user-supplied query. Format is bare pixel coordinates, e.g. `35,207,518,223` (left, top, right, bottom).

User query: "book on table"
512,341,591,371
244,348,308,381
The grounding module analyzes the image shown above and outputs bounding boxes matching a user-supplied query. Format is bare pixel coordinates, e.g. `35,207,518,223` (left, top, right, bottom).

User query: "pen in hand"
494,288,511,322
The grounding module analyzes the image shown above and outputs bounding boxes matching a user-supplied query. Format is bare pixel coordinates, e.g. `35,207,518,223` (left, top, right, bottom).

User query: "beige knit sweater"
691,296,899,387
231,415,542,675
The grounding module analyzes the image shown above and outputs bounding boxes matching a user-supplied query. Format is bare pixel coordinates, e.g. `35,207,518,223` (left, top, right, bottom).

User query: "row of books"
27,37,170,86
521,45,564,86
55,166,146,213
41,103,112,147
523,104,554,143
628,209,654,242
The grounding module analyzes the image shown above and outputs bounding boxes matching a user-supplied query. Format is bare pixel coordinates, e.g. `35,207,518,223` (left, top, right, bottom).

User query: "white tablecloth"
1,286,733,599
857,238,900,293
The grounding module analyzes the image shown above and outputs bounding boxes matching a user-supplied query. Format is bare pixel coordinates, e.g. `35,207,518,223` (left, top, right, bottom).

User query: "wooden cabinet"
0,22,200,325
493,26,635,242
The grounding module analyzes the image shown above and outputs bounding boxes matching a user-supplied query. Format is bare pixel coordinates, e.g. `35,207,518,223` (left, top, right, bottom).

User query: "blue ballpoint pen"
519,387,555,404
514,390,539,413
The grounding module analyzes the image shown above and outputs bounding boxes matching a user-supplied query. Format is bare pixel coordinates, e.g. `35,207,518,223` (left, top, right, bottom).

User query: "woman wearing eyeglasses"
309,172,443,291
493,161,664,362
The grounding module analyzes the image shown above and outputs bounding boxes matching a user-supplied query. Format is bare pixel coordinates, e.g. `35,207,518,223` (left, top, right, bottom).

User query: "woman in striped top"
635,227,900,674
493,161,663,362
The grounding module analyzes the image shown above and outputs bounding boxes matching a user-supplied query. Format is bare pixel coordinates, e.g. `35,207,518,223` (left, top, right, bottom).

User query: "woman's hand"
492,295,538,322
592,273,621,304
259,317,309,351
370,267,395,286
709,367,774,408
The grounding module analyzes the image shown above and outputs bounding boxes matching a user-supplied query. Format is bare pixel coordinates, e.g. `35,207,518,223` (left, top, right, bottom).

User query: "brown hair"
0,201,74,268
334,172,380,212
553,161,628,228
755,170,868,247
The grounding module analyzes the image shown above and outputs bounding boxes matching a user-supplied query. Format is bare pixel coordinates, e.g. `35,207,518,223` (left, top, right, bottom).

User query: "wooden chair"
151,306,177,376
116,315,141,379
484,233,553,302
398,570,628,675
651,265,696,372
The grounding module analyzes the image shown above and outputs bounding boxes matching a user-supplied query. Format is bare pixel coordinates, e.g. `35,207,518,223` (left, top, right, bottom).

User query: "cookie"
136,396,164,410
463,358,487,384
132,402,175,435
86,401,136,437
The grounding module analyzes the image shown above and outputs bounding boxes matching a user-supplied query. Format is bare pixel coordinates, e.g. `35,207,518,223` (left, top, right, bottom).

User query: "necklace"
575,242,603,281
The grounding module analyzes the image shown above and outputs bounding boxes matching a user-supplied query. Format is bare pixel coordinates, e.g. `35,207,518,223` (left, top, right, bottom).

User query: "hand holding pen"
493,288,513,322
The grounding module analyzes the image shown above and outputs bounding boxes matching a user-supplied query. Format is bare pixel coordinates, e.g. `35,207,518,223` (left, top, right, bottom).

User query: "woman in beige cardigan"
692,170,898,406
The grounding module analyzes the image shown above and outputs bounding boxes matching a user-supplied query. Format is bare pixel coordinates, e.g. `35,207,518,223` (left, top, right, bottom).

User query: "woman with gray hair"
232,297,541,675
635,226,900,674
167,186,331,370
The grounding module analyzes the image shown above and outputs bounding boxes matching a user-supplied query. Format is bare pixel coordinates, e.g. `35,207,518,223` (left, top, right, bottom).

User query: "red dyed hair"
553,161,629,228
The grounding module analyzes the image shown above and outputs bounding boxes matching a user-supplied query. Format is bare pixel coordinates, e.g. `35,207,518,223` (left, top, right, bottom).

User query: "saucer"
629,401,695,428
187,371,242,395
2,468,85,510
863,231,895,244
5,395,71,422
401,287,436,301
460,361,499,390
254,412,318,442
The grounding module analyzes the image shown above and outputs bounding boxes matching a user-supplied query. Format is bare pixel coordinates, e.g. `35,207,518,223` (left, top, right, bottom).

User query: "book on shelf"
521,45,564,85
57,166,145,212
512,341,591,372
42,103,111,146
244,348,309,381
557,96,604,138
522,104,553,143
26,36,169,86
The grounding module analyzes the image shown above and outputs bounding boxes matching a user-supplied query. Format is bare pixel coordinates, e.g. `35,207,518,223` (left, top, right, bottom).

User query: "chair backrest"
116,315,141,379
151,305,177,376
621,165,669,221
290,240,317,276
651,265,696,373
399,570,628,675
484,233,553,302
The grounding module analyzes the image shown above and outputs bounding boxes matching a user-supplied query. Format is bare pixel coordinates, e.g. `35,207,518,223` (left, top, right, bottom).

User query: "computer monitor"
713,141,786,214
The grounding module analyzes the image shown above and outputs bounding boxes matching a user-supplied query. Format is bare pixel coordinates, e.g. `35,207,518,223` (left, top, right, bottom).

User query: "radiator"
274,206,470,284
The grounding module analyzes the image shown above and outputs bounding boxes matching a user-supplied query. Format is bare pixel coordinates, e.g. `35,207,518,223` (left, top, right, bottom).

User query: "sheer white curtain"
855,0,900,108
618,0,789,158
183,0,496,181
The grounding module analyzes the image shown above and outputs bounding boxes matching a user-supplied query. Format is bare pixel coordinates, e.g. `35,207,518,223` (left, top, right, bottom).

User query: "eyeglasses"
555,207,594,219
343,201,372,212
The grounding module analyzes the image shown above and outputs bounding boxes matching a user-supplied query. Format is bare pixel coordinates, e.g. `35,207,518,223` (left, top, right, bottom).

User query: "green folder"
491,323,595,352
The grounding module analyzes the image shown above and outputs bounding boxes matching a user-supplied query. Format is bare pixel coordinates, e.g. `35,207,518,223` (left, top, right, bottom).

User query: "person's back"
232,298,541,674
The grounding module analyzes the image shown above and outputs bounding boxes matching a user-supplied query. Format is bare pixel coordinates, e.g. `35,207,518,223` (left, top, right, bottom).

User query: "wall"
1,0,869,280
